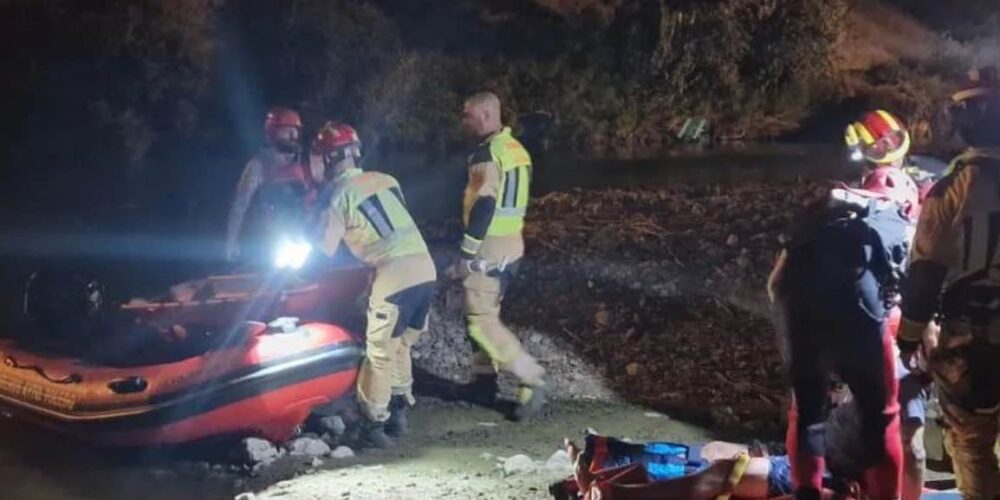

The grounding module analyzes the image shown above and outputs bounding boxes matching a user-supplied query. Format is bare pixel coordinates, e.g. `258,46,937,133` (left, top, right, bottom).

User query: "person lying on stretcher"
555,368,929,500
556,432,846,500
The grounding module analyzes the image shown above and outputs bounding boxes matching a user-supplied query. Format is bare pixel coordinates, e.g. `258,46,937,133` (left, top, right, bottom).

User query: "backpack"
787,189,912,289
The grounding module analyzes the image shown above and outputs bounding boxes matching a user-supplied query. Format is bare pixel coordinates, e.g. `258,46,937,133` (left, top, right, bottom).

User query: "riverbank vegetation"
0,0,996,214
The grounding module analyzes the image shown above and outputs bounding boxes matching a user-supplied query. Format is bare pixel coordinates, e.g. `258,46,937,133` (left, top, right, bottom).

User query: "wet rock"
726,234,739,246
501,454,537,475
242,437,280,464
318,415,347,437
331,446,355,459
235,493,255,500
311,457,324,468
287,437,331,457
189,462,211,474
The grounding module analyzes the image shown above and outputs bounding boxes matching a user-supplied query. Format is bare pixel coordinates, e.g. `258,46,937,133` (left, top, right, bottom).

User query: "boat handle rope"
4,356,82,384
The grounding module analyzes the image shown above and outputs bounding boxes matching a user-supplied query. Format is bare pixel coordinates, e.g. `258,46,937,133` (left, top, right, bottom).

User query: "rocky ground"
413,180,831,429
247,399,728,500
0,179,958,500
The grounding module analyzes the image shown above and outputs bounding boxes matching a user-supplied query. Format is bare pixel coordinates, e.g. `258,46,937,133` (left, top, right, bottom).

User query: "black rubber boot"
361,419,396,449
463,374,498,408
511,383,546,422
385,395,410,437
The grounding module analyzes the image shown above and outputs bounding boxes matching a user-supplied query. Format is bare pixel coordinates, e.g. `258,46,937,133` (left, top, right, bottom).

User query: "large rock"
241,438,280,465
317,415,347,437
501,454,537,476
545,450,573,474
286,437,332,457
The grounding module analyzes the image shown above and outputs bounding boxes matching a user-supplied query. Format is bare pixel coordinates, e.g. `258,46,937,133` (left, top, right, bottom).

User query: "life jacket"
256,160,318,233
785,190,912,291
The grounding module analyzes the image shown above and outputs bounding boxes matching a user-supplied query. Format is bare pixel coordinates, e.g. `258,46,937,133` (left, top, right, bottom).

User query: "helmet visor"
862,129,906,162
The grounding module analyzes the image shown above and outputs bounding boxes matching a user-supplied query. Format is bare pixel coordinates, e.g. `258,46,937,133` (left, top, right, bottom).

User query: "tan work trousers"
930,321,1000,499
357,254,437,422
463,235,545,386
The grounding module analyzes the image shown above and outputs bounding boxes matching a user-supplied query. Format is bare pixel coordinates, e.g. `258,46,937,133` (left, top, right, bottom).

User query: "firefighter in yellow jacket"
899,67,1000,498
313,122,436,448
454,91,546,420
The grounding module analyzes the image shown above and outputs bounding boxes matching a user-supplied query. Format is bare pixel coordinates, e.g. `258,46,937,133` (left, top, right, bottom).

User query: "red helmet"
844,110,911,165
313,122,361,156
857,166,921,220
264,107,302,140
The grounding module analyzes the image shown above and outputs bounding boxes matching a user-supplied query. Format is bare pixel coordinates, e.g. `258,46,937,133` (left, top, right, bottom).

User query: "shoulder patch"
468,144,493,166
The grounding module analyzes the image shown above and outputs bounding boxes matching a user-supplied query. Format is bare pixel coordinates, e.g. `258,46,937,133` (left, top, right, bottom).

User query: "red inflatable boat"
0,267,370,446
0,320,362,446
119,267,370,329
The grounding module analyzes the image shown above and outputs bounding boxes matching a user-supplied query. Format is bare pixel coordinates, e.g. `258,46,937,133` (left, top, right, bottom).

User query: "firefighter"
454,91,546,421
770,167,921,500
313,122,436,448
899,66,1000,499
225,107,318,265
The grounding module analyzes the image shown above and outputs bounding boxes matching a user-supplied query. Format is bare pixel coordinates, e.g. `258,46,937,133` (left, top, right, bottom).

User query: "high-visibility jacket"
460,127,531,258
318,167,429,267
900,149,1000,342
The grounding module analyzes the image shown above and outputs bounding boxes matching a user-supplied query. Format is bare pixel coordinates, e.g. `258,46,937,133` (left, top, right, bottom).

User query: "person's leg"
788,349,829,497
389,283,434,401
900,421,925,500
357,261,435,448
463,271,545,418
781,296,829,500
940,400,1000,499
837,316,901,500
355,291,401,447
931,331,1000,499
386,282,434,437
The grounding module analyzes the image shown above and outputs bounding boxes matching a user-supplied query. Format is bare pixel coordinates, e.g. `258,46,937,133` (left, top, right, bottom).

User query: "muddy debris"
415,182,824,426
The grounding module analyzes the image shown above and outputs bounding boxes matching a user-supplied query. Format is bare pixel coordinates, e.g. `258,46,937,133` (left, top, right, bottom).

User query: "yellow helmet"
844,109,911,165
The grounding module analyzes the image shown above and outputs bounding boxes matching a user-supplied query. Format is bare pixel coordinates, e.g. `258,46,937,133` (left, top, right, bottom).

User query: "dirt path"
248,399,729,500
